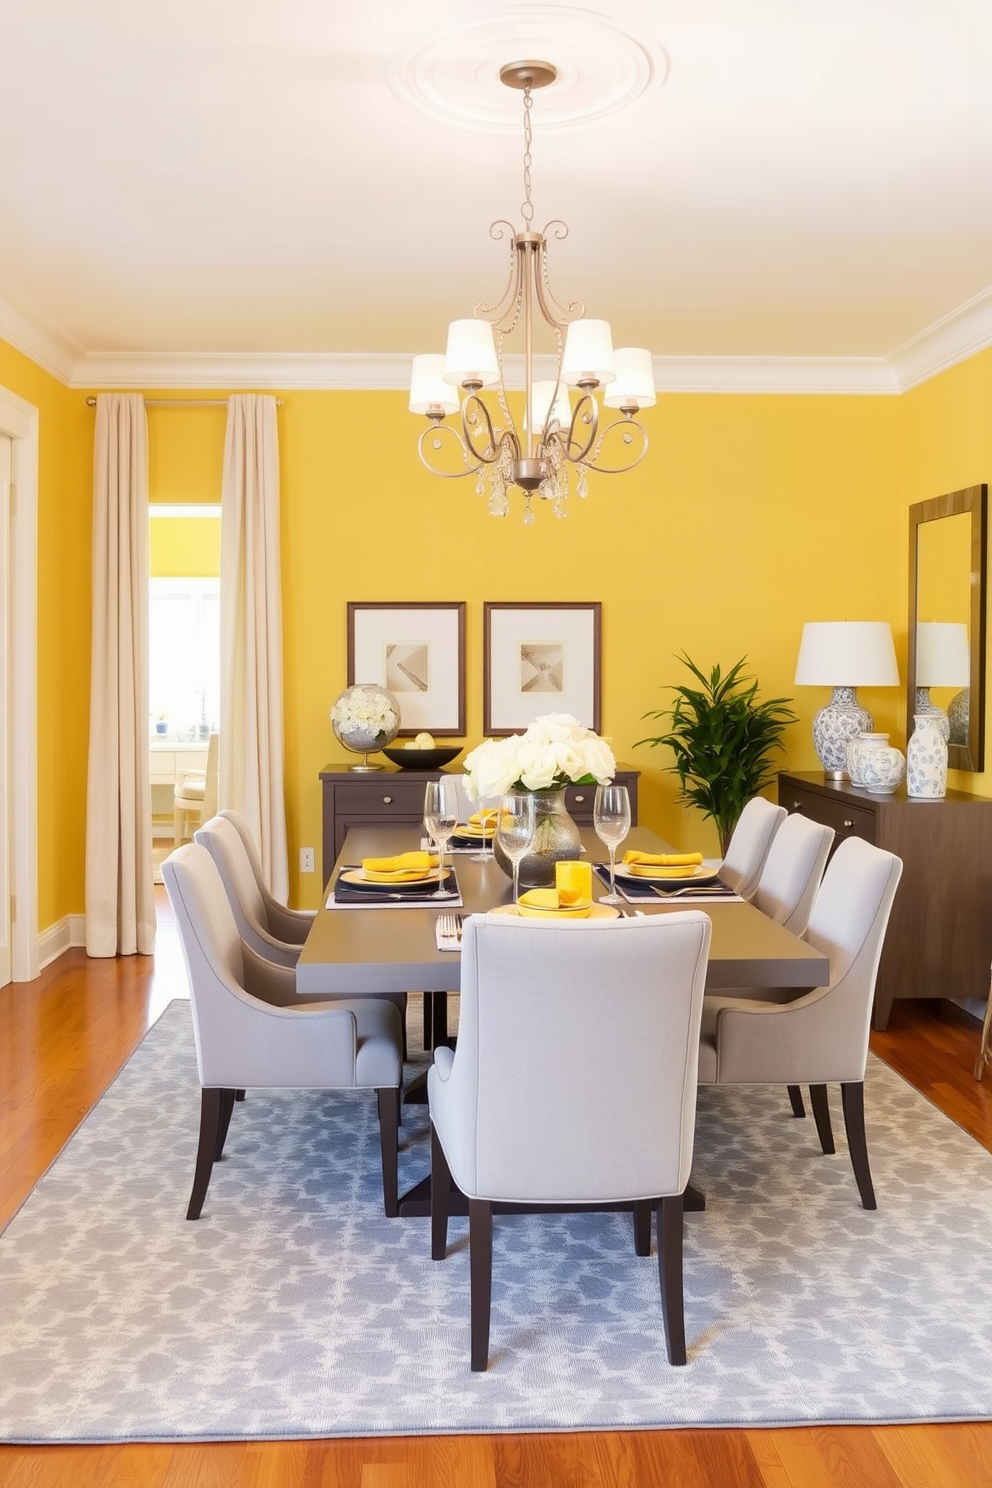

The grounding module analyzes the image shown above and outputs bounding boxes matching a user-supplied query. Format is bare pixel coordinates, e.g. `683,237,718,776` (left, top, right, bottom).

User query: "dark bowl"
381,745,463,771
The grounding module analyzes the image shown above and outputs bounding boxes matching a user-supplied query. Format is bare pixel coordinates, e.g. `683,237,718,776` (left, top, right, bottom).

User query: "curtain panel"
220,394,289,902
85,394,155,956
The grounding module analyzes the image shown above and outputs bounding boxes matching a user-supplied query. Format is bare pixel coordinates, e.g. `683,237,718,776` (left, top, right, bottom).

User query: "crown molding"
2,287,992,396
0,292,80,383
887,283,992,391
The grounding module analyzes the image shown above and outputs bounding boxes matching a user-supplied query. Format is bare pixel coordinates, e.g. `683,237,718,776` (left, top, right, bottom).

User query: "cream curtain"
220,394,289,902
85,394,155,957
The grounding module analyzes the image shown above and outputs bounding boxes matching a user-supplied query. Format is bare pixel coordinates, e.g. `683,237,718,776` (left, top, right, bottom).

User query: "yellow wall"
9,335,990,928
0,350,92,931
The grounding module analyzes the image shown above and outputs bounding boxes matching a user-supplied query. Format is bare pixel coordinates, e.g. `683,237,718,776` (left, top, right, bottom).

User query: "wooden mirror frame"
907,484,987,772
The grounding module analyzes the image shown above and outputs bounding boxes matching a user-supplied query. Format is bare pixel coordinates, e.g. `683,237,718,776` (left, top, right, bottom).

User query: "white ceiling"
3,0,992,390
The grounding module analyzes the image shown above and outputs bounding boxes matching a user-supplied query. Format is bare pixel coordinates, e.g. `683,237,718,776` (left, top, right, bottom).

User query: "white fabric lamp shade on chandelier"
915,621,970,744
409,60,656,524
795,621,901,777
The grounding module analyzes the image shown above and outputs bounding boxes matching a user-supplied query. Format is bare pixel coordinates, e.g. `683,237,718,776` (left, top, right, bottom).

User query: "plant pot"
492,788,582,889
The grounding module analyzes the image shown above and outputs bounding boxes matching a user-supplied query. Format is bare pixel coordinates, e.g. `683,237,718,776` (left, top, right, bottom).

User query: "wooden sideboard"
779,770,992,1030
320,763,640,887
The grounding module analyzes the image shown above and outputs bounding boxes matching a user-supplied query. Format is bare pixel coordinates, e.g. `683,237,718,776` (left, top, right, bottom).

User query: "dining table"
297,822,831,1218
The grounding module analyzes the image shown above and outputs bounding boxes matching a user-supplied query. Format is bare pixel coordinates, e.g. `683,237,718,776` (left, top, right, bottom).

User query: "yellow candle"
556,859,592,903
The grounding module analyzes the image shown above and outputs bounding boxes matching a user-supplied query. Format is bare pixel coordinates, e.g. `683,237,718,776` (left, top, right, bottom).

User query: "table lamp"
915,621,970,743
794,621,900,778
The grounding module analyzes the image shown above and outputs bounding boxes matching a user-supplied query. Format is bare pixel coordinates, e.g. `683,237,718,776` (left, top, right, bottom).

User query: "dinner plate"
452,822,494,839
339,867,447,891
490,902,620,921
615,862,719,885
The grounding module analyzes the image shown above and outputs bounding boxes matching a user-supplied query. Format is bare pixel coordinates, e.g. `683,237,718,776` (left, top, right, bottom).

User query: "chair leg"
657,1193,687,1366
788,1084,806,1118
633,1199,652,1257
974,972,992,1081
423,992,434,1052
430,1121,452,1260
841,1080,876,1210
809,1084,835,1154
469,1198,493,1372
377,1087,399,1218
234,1089,246,1102
187,1088,221,1220
214,1088,236,1160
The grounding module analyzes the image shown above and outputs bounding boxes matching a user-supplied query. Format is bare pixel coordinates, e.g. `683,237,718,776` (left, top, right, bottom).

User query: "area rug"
2,1001,992,1443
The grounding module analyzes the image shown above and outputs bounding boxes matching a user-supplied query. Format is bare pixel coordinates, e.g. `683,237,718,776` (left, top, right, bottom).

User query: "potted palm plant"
637,655,797,854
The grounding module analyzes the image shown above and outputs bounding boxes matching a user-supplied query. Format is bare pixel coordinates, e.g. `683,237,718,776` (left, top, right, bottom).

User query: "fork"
437,913,464,941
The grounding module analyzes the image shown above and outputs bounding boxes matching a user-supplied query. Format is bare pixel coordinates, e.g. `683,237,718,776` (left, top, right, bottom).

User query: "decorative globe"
330,683,401,772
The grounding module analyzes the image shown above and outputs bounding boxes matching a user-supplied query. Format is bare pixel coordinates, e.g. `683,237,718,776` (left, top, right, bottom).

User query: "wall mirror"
907,484,987,772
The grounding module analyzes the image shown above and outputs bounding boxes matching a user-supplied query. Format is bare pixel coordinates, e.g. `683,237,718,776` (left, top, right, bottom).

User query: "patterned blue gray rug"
2,999,992,1443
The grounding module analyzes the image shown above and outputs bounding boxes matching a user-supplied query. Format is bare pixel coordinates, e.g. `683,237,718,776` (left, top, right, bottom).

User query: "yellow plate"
489,902,620,921
617,863,719,883
341,867,439,887
453,823,494,837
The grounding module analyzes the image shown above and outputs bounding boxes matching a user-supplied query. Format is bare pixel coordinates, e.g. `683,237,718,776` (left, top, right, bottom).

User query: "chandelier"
409,61,656,524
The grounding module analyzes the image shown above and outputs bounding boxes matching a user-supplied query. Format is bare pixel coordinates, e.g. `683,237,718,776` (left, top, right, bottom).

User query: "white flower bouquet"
463,713,616,800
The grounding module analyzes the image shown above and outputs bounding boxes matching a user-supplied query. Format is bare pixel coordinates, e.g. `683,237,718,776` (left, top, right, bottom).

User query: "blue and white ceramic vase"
858,737,906,794
813,686,873,777
846,732,889,787
906,714,948,799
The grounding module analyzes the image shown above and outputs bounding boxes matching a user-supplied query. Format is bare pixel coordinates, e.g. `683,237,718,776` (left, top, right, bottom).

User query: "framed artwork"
483,602,602,735
347,602,466,736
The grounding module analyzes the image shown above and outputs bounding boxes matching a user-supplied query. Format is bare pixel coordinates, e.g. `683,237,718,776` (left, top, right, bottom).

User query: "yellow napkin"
361,851,436,875
516,887,592,918
469,809,497,829
622,850,703,867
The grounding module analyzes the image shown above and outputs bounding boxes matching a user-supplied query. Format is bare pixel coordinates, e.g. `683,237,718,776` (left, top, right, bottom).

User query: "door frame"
0,386,38,982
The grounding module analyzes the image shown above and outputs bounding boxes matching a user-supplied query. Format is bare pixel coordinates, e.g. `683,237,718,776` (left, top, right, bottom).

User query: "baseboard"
38,914,86,970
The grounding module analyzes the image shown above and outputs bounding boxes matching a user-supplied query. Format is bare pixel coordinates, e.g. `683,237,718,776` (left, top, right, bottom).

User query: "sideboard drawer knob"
574,793,585,804
843,819,854,829
792,801,802,811
382,795,392,805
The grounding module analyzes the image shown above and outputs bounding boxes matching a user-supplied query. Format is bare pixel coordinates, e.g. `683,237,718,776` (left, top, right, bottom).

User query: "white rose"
583,736,617,782
516,741,560,792
526,712,582,745
553,742,588,781
464,737,520,800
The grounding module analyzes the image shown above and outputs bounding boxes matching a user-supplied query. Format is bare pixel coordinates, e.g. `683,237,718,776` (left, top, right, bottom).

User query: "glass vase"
492,788,582,888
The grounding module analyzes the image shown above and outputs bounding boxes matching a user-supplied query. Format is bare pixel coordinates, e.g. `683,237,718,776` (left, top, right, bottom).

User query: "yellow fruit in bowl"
414,732,435,748
402,741,418,750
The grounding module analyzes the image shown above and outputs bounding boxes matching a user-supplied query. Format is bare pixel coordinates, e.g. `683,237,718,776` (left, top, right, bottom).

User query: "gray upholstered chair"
219,807,315,943
195,813,408,1036
719,796,786,900
163,842,403,1220
698,836,903,1209
195,813,307,967
428,912,712,1370
752,810,834,937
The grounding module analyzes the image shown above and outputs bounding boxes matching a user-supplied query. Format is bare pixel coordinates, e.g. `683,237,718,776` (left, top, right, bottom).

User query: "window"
149,577,220,740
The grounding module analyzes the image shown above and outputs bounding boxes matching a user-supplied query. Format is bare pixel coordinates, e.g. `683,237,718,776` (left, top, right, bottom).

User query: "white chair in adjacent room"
428,911,712,1371
719,796,786,900
174,730,219,846
698,836,903,1209
163,842,403,1220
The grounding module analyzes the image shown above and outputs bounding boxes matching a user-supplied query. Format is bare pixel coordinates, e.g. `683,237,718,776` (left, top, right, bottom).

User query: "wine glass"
496,792,536,906
471,794,496,863
594,784,631,905
423,778,460,899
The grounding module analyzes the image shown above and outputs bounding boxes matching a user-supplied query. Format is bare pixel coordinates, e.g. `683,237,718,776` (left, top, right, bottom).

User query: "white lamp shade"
525,379,571,433
409,354,459,416
916,621,970,686
561,319,616,387
794,621,900,687
443,319,500,388
604,347,657,408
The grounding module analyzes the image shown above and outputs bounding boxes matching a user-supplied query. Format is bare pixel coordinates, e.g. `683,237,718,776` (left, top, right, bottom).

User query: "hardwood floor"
1,890,991,1487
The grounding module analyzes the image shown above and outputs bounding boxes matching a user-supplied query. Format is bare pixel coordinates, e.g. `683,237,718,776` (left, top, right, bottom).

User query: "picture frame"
483,602,602,735
347,602,466,736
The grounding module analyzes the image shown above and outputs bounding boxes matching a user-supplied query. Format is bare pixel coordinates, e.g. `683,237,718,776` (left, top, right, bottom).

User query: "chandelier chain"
520,86,534,228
